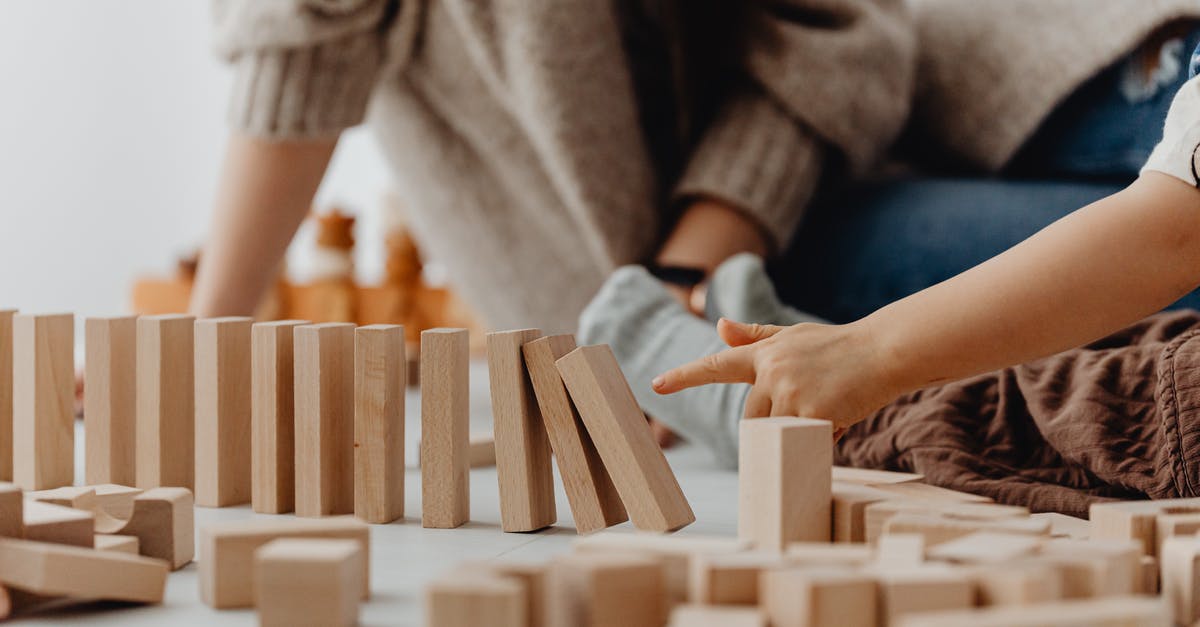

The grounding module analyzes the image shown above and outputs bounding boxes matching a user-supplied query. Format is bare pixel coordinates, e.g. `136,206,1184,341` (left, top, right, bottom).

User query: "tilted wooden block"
689,551,786,605
739,417,832,550
893,596,1168,627
94,534,139,554
251,320,308,514
427,574,527,627
295,323,356,517
760,567,877,627
0,483,21,538
255,538,364,627
194,317,253,507
84,316,137,486
1160,534,1200,624
1031,512,1090,540
1034,538,1140,599
487,329,556,532
13,313,74,490
115,487,194,570
0,536,168,603
668,604,766,627
420,328,470,528
22,501,93,547
1088,498,1200,557
785,542,875,568
556,344,694,532
966,562,1063,607
926,532,1044,564
136,314,195,490
199,516,370,609
832,482,893,543
354,325,405,524
832,467,924,485
0,310,13,481
546,552,666,627
867,564,974,625
523,334,626,534
456,560,548,627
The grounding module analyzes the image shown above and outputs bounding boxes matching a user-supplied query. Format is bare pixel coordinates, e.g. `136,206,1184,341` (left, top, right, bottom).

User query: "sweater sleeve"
211,0,408,139
1142,76,1200,188
676,0,916,248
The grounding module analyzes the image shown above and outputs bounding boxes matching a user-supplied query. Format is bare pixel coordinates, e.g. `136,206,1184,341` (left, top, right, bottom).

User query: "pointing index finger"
652,345,756,394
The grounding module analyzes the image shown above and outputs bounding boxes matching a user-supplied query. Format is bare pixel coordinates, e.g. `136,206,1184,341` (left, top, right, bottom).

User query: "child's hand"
651,318,899,437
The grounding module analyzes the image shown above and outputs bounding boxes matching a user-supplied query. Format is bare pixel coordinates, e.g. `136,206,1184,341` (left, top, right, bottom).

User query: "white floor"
17,362,739,626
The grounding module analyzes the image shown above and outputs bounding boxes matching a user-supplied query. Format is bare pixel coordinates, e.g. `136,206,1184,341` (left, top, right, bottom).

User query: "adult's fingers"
717,318,784,348
743,385,772,419
652,345,756,394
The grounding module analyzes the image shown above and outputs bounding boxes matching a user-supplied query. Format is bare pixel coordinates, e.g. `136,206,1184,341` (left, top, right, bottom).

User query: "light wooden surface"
486,329,556,532
136,314,195,491
738,417,832,549
194,317,253,508
13,313,74,490
354,325,405,524
420,328,470,529
294,323,355,518
0,310,13,482
254,538,363,627
250,320,307,515
84,316,137,486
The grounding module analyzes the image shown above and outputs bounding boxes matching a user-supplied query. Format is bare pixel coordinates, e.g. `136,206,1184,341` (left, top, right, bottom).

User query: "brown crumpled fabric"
835,310,1200,518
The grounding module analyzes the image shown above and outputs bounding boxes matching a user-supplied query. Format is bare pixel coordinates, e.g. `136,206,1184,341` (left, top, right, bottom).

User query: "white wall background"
0,0,392,320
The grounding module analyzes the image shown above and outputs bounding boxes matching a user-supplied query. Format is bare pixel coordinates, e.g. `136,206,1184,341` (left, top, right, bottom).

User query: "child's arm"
189,134,337,317
654,172,1200,430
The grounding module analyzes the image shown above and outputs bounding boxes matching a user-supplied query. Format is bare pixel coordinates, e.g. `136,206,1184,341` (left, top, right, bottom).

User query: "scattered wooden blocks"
487,329,557,532
524,334,626,534
893,596,1168,627
739,417,832,550
1160,534,1199,624
556,344,694,532
875,533,926,568
1088,498,1200,557
84,316,137,486
926,532,1043,564
966,561,1063,607
0,536,169,604
13,313,74,490
832,482,892,543
574,531,750,606
194,317,253,507
251,320,308,514
546,552,666,627
136,314,196,490
865,501,1030,544
1137,555,1158,595
420,328,470,529
115,487,194,570
92,483,143,520
785,542,875,568
255,538,365,627
28,486,123,533
294,323,356,517
22,501,93,547
689,551,786,605
457,560,548,627
868,565,974,625
1035,538,1139,598
668,604,766,627
0,483,20,538
0,310,13,481
94,534,139,554
1153,511,1200,557
427,574,527,627
354,324,405,524
760,567,877,627
1030,512,1090,540
883,512,1050,547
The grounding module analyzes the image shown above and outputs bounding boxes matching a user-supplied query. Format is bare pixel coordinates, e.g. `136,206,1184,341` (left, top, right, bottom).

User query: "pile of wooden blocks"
426,417,1197,626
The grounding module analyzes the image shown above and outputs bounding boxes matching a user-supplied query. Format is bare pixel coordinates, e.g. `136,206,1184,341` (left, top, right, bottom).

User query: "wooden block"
28,486,123,533
95,534,139,554
353,325,405,524
739,417,832,550
574,531,750,606
1154,511,1200,556
865,501,1029,544
926,532,1043,564
1137,555,1158,595
870,482,993,503
832,467,924,485
136,314,195,490
470,432,497,468
255,538,364,627
92,483,143,520
194,317,253,507
785,542,875,567
868,565,974,625
1035,538,1140,598
84,316,137,486
832,482,892,543
115,487,194,570
294,323,355,517
760,567,877,627
420,328,470,528
1032,512,1090,540
883,512,1049,547
0,483,21,538
0,310,13,481
689,551,785,605
547,552,666,627
556,344,694,532
895,597,1168,627
1160,534,1200,624
967,562,1063,607
0,536,168,604
487,329,557,532
251,320,307,514
523,335,626,534
427,574,527,627
668,604,766,627
22,501,93,547
13,313,74,490
876,533,925,567
198,516,370,609
1088,498,1200,557
457,560,548,627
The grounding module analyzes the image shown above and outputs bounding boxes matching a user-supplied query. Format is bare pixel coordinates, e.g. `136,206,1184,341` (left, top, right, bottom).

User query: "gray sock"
577,266,745,468
705,253,828,326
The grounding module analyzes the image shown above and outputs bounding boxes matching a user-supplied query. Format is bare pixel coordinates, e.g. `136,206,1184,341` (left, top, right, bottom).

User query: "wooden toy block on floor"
1088,497,1200,557
354,324,405,524
546,552,666,627
0,483,21,538
427,574,527,627
1035,538,1140,598
785,542,875,568
1137,555,1158,595
420,328,470,528
13,313,74,490
470,432,498,467
966,562,1063,607
1153,511,1200,556
832,482,893,543
199,516,370,609
22,501,93,547
882,512,1050,547
864,501,1030,544
251,320,308,514
456,560,548,627
294,323,355,517
28,486,125,533
926,531,1043,564
1031,512,1090,540
92,483,143,519
136,314,195,490
0,310,13,481
487,329,557,532
893,596,1168,627
254,538,364,627
760,567,877,627
869,482,993,503
0,536,168,604
875,533,926,567
831,467,924,485
523,334,626,534
115,487,194,570
84,316,137,486
668,604,767,627
194,317,253,507
555,344,694,532
94,534,139,554
1159,534,1199,625
867,565,974,625
739,417,832,550
689,551,786,605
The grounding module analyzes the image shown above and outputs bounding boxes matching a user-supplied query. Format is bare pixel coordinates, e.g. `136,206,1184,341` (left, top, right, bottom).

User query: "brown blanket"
835,310,1200,518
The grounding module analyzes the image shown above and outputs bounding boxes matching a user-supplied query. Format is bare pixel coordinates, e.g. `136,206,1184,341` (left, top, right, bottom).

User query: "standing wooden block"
354,325,405,524
868,565,974,625
0,483,21,538
251,320,307,514
1154,511,1200,556
760,567,877,627
255,538,364,627
0,536,168,604
420,328,470,529
13,313,74,490
84,316,137,486
668,605,766,627
95,534,139,554
22,501,93,547
546,552,666,627
832,483,892,543
427,575,527,627
294,323,355,517
739,417,832,550
555,345,694,532
116,487,194,570
0,310,13,481
967,562,1063,607
194,317,253,507
1036,538,1140,598
689,551,786,605
457,560,548,627
1162,535,1199,624
893,597,1169,627
523,335,626,534
136,314,195,490
487,329,556,532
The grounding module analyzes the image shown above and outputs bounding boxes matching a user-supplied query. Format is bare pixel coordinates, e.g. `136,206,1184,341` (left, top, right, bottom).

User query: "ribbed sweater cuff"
675,94,824,251
227,33,381,139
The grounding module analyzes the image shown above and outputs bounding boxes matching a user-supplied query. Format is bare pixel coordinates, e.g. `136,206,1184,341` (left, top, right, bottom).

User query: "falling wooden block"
689,551,786,605
926,532,1043,564
668,604,766,627
0,483,21,538
420,328,470,529
136,314,195,490
1035,538,1140,598
870,482,993,504
1032,512,1091,540
785,542,875,568
865,501,1029,544
22,501,93,547
868,564,974,625
255,538,364,627
0,536,168,604
547,552,666,627
523,334,626,534
194,317,253,507
251,320,308,514
556,344,694,532
1159,535,1199,624
116,487,194,570
427,574,527,627
84,316,137,486
13,313,74,490
832,482,892,543
574,531,750,606
832,467,924,485
199,516,370,609
1137,555,1158,595
353,325,405,525
487,329,557,532
294,323,355,517
94,534,139,554
470,433,498,468
893,596,1168,627
0,310,13,481
876,533,926,567
457,560,548,627
760,567,877,627
1089,498,1200,557
967,561,1063,607
739,417,832,550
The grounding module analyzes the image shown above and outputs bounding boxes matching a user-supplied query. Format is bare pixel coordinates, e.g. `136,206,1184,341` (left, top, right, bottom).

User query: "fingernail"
651,376,665,390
